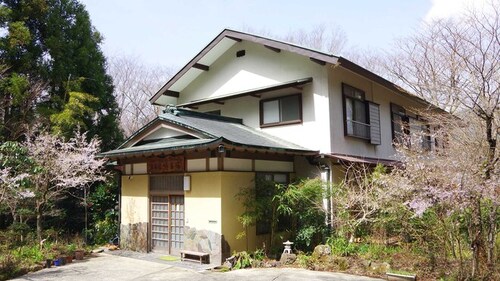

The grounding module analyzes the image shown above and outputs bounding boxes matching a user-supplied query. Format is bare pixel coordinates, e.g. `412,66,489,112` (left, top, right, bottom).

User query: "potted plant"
43,247,57,268
73,236,86,260
74,249,85,260
66,244,76,263
44,252,55,268
58,255,67,266
386,270,417,281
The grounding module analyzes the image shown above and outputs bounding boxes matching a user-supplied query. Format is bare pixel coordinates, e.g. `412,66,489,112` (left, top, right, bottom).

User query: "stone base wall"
120,222,148,252
184,226,225,264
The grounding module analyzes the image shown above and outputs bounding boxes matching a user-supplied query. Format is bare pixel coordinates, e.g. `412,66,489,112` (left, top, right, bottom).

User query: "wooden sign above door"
148,155,185,174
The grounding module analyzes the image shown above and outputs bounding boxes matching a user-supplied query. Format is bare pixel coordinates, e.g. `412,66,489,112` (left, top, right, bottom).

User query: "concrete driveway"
12,253,383,281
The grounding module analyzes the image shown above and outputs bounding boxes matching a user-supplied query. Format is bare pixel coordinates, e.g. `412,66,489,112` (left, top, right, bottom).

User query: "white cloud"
425,0,490,21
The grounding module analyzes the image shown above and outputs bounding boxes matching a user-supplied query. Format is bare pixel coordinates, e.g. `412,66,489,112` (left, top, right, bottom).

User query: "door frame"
149,193,185,254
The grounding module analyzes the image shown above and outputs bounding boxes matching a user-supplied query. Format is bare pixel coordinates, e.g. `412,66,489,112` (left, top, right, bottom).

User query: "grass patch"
159,255,180,262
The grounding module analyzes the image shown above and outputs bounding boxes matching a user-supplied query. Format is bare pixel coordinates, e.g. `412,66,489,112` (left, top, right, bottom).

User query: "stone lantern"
282,240,294,254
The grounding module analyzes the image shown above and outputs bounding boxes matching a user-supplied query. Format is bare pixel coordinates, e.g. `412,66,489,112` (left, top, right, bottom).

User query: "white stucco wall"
179,41,331,152
174,40,434,160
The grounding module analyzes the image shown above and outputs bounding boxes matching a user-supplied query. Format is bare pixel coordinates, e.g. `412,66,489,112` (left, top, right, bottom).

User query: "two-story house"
102,29,439,265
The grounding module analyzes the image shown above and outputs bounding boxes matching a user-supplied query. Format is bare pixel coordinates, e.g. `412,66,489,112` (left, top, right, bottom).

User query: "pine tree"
0,0,123,149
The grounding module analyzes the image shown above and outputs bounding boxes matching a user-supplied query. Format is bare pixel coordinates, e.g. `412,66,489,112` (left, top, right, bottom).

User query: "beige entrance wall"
119,170,285,264
120,175,149,251
184,171,257,264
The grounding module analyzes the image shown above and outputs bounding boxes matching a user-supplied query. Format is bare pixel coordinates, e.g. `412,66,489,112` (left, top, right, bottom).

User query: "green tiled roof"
100,107,318,159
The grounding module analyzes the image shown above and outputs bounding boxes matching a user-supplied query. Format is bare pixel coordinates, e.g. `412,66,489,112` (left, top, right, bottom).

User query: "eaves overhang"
150,29,447,114
150,29,340,106
99,137,319,160
321,153,401,167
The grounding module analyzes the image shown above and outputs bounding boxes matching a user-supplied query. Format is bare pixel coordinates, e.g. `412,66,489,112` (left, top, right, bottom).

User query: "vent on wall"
150,175,183,192
236,50,246,57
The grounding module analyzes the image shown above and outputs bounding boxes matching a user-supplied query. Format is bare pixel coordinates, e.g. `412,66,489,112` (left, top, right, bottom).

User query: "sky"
79,0,486,69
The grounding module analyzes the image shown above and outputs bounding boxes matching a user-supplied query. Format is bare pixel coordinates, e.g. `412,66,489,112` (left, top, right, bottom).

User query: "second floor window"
391,103,432,150
343,84,370,139
260,94,302,127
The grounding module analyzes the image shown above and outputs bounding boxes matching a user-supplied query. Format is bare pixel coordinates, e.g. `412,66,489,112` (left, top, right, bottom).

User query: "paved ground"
12,252,384,281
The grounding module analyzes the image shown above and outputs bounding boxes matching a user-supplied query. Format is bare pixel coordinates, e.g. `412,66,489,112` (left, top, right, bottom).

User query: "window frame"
390,103,409,145
259,94,302,128
342,83,370,139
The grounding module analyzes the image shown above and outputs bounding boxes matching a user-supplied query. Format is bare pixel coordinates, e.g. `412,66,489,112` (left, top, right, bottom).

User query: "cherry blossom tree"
22,131,108,240
385,1,499,277
383,111,498,278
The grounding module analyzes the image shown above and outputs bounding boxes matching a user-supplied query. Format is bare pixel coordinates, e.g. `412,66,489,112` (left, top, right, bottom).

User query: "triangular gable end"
120,119,208,149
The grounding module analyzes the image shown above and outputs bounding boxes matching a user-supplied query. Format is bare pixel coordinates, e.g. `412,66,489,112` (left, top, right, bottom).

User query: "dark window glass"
261,94,301,127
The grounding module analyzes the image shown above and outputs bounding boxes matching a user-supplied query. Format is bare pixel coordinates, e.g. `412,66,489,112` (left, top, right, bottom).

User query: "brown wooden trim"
310,57,326,65
214,101,225,105
264,45,281,53
218,153,224,170
260,120,302,128
226,35,242,42
250,94,261,98
192,63,209,71
229,151,294,161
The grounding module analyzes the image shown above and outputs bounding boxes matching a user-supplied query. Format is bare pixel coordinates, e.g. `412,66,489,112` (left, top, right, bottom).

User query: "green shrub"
295,252,312,268
358,243,402,261
232,251,253,269
231,249,266,270
12,245,44,263
326,236,358,256
0,254,25,281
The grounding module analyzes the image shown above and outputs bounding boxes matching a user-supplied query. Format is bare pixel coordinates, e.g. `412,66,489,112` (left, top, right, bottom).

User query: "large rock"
279,253,297,265
369,261,391,274
313,244,331,257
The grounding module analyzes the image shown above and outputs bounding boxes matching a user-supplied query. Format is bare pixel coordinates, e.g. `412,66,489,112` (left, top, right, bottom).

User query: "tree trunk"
484,116,497,274
36,207,42,242
470,199,483,278
486,204,497,274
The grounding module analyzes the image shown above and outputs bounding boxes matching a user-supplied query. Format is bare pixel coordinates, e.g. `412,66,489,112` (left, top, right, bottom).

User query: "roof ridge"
222,28,338,58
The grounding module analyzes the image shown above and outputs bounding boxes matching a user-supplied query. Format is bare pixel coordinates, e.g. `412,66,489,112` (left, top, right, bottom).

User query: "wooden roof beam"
310,57,326,66
165,90,180,97
192,63,209,71
264,45,281,53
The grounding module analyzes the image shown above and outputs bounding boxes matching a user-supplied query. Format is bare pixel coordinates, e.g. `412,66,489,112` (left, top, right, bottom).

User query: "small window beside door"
391,103,432,150
260,94,302,127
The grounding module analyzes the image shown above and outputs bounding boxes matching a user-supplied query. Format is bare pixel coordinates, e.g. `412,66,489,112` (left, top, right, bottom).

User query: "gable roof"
150,29,435,110
101,107,318,159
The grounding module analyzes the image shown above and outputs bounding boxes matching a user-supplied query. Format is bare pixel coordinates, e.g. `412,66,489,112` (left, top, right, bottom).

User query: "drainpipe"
117,168,122,245
324,164,332,235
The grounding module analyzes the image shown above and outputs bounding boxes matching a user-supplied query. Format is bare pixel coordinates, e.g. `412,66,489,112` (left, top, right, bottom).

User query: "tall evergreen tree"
0,0,123,149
